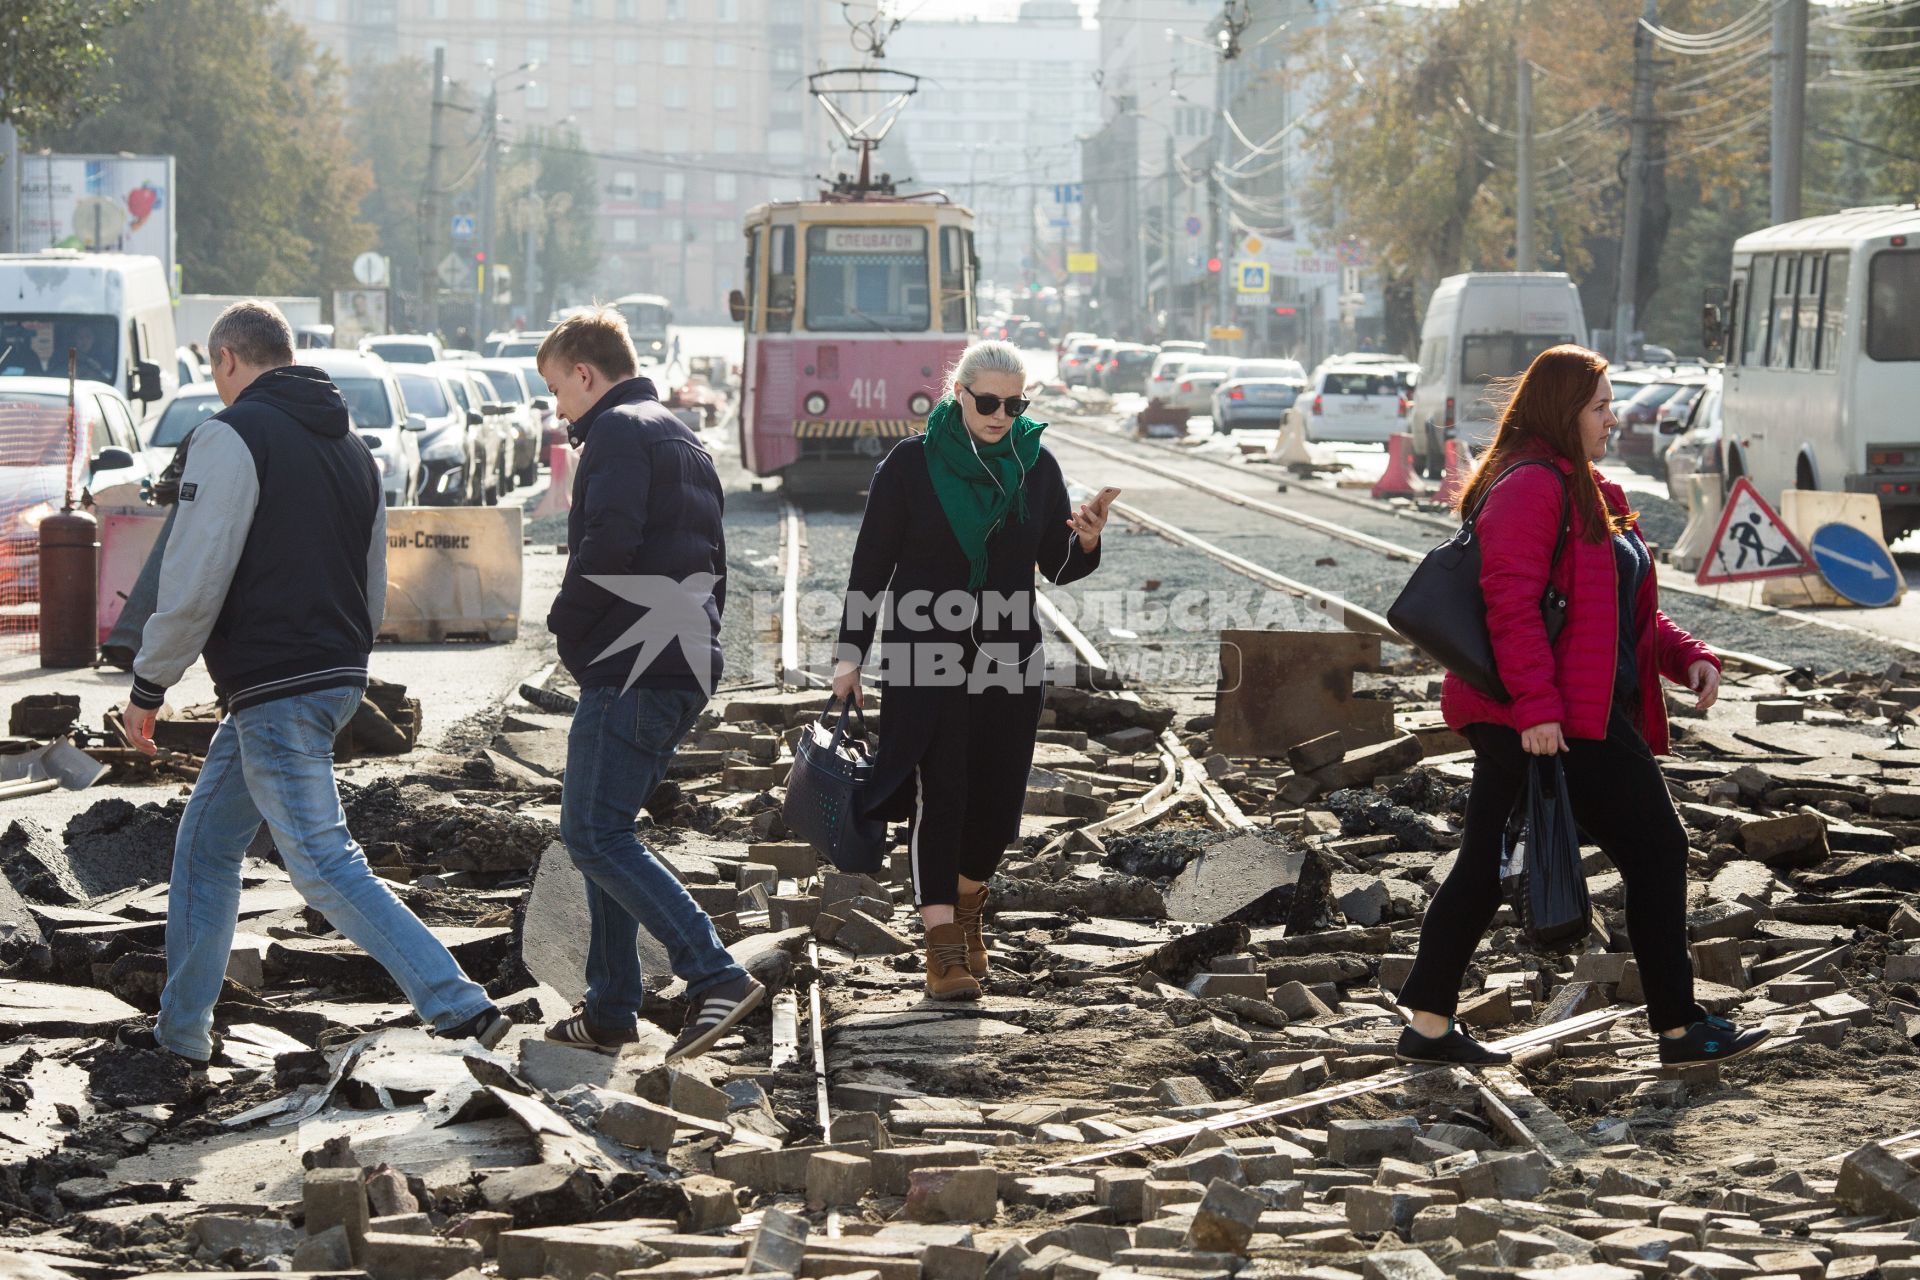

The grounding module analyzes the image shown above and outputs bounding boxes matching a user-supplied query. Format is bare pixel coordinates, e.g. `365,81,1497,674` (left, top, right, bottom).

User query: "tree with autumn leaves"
37,0,374,298
1299,0,1920,355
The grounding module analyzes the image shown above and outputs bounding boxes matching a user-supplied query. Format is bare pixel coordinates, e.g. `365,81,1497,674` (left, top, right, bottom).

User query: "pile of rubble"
2,639,1919,1280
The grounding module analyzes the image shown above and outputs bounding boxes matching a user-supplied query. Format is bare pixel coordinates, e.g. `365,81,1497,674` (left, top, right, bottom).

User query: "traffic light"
474,251,486,263
1206,257,1222,273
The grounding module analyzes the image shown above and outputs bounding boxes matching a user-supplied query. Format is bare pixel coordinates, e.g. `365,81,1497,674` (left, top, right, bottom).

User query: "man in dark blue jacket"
536,308,761,1062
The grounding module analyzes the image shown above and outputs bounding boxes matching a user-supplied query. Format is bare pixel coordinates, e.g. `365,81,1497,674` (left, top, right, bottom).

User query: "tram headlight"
804,392,829,416
908,392,933,416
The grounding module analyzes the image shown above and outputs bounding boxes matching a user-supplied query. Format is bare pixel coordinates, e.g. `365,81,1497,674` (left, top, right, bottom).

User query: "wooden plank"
1475,1066,1591,1167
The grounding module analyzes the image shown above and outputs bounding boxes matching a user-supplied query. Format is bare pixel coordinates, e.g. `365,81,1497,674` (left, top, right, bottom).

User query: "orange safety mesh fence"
0,392,90,653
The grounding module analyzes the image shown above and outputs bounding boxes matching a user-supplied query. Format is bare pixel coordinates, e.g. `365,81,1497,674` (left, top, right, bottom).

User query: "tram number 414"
848,378,887,410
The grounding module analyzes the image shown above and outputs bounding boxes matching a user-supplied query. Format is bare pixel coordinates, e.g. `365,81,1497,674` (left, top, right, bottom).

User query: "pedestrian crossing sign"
1236,261,1270,294
1696,477,1813,585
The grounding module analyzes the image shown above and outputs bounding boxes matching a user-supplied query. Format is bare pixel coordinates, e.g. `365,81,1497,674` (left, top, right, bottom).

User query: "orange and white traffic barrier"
529,444,576,519
1371,432,1421,500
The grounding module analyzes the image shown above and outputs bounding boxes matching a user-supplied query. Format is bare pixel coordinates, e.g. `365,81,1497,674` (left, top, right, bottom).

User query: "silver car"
1166,356,1238,415
1664,373,1723,511
469,358,541,487
432,363,512,505
305,350,421,506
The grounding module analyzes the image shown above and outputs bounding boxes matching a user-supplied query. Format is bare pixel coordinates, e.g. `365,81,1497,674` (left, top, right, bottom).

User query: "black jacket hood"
235,365,350,438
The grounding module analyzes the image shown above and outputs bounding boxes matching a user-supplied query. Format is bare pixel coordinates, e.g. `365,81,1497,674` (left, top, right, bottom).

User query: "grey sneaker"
666,975,766,1064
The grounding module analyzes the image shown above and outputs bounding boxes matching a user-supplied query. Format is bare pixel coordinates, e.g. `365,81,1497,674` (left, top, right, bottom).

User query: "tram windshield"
804,226,931,333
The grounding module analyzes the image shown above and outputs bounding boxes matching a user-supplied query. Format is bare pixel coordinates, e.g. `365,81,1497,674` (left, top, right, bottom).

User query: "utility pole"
0,90,17,254
474,82,499,342
1128,110,1146,335
1514,42,1535,272
1770,0,1807,223
1162,132,1176,337
1612,0,1657,363
1210,60,1233,346
423,48,448,339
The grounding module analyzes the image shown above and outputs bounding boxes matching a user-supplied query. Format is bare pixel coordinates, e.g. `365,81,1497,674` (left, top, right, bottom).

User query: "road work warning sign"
1696,477,1812,585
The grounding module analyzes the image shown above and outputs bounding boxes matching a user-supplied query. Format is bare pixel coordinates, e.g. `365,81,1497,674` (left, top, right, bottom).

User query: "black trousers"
903,684,1044,907
1397,710,1704,1033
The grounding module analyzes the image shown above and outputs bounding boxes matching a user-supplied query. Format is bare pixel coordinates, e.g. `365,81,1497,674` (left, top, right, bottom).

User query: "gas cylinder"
38,510,99,669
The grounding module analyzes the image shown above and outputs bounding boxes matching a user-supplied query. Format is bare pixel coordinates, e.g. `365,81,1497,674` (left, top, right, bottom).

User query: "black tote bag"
1385,459,1571,702
782,697,888,875
1507,756,1591,945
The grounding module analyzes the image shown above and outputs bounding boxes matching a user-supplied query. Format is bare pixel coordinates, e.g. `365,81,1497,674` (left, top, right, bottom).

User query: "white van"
0,251,177,420
1408,272,1588,478
1712,205,1920,543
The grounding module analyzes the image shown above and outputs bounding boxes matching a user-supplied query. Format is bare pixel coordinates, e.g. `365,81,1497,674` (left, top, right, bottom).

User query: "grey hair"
208,300,294,369
946,339,1027,400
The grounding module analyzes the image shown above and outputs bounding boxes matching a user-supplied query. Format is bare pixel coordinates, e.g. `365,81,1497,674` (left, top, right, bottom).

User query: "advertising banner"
17,155,177,287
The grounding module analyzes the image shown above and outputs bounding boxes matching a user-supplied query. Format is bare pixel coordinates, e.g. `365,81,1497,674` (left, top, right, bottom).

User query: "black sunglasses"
960,386,1029,418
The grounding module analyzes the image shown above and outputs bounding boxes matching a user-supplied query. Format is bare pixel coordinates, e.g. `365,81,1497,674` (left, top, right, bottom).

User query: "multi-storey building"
285,0,847,324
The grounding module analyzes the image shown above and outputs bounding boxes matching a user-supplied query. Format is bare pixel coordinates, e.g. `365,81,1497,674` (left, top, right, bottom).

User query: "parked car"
1607,368,1663,419
1,379,156,600
360,333,446,366
140,383,223,479
1061,336,1106,388
1227,358,1308,385
1013,321,1049,350
305,349,422,507
996,314,1031,341
436,363,512,504
1291,365,1409,445
1664,372,1723,510
1146,352,1197,403
1211,375,1306,431
469,358,543,487
1166,355,1237,415
1056,330,1094,360
1159,339,1208,356
1646,382,1708,481
1615,376,1706,475
175,345,209,389
394,365,484,505
1100,343,1160,394
508,357,566,456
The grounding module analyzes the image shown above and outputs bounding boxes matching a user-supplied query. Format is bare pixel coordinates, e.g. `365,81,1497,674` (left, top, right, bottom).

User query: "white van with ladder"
1408,272,1588,478
1711,205,1920,543
0,250,177,420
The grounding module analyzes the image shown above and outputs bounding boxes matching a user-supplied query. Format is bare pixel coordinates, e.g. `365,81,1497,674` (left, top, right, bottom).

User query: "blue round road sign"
1808,521,1901,607
1185,216,1202,236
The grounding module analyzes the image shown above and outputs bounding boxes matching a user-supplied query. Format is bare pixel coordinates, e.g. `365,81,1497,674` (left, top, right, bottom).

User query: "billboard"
17,155,178,288
333,288,388,349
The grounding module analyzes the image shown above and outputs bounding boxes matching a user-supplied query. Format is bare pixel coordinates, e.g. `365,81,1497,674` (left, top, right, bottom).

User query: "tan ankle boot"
924,923,982,1001
953,886,989,977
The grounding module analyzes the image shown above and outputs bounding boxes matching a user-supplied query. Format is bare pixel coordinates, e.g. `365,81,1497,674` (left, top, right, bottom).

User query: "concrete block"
835,909,916,955
1194,973,1269,1000
1597,1226,1694,1263
363,1230,485,1280
1151,1148,1243,1187
679,1174,740,1231
1142,1180,1207,1218
1153,1076,1216,1107
872,1143,990,1196
599,1097,679,1153
1347,1186,1455,1237
1271,981,1334,1021
906,1166,1001,1224
1185,1178,1265,1255
1327,1118,1419,1165
448,1212,513,1257
1361,1249,1449,1280
1096,1169,1150,1224
1835,1141,1920,1217
292,1224,355,1270
807,1151,874,1208
745,1207,810,1275
304,1166,371,1264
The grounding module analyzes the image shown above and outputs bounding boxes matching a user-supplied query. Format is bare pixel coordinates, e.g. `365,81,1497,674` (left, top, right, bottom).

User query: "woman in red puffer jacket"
1394,345,1771,1070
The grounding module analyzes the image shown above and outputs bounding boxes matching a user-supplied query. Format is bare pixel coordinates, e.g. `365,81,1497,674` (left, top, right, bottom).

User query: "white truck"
174,294,323,350
0,250,178,419
1408,272,1589,478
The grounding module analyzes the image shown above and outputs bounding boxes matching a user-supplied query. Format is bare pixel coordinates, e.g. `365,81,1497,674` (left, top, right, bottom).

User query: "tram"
731,69,977,493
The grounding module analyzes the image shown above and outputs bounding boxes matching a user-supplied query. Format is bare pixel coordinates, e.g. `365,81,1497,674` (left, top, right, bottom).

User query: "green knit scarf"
922,395,1047,590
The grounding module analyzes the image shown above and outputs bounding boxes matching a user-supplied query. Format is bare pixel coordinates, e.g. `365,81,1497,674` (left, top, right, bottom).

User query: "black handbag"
782,697,888,875
1505,756,1591,945
1385,459,1571,702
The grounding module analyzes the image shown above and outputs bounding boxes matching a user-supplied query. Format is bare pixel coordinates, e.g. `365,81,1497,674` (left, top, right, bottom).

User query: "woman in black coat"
833,340,1113,1000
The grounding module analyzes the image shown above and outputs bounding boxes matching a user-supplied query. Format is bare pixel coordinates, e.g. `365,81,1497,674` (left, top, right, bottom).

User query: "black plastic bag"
1503,756,1591,944
781,697,888,875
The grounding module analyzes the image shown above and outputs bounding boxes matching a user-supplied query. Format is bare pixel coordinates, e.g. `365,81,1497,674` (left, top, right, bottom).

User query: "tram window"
767,225,795,334
1768,254,1798,369
1819,252,1848,372
1867,249,1920,362
1742,256,1771,367
939,226,969,333
1793,253,1822,372
803,225,931,332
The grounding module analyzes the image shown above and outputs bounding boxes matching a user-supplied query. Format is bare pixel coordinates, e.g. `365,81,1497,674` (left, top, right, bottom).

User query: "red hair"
1454,344,1633,543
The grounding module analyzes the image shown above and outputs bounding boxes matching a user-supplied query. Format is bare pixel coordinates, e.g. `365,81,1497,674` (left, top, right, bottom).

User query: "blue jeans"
561,684,746,1025
154,687,493,1059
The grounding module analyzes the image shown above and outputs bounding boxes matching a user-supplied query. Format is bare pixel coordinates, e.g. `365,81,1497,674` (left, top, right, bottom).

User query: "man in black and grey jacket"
119,301,505,1066
534,307,762,1064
